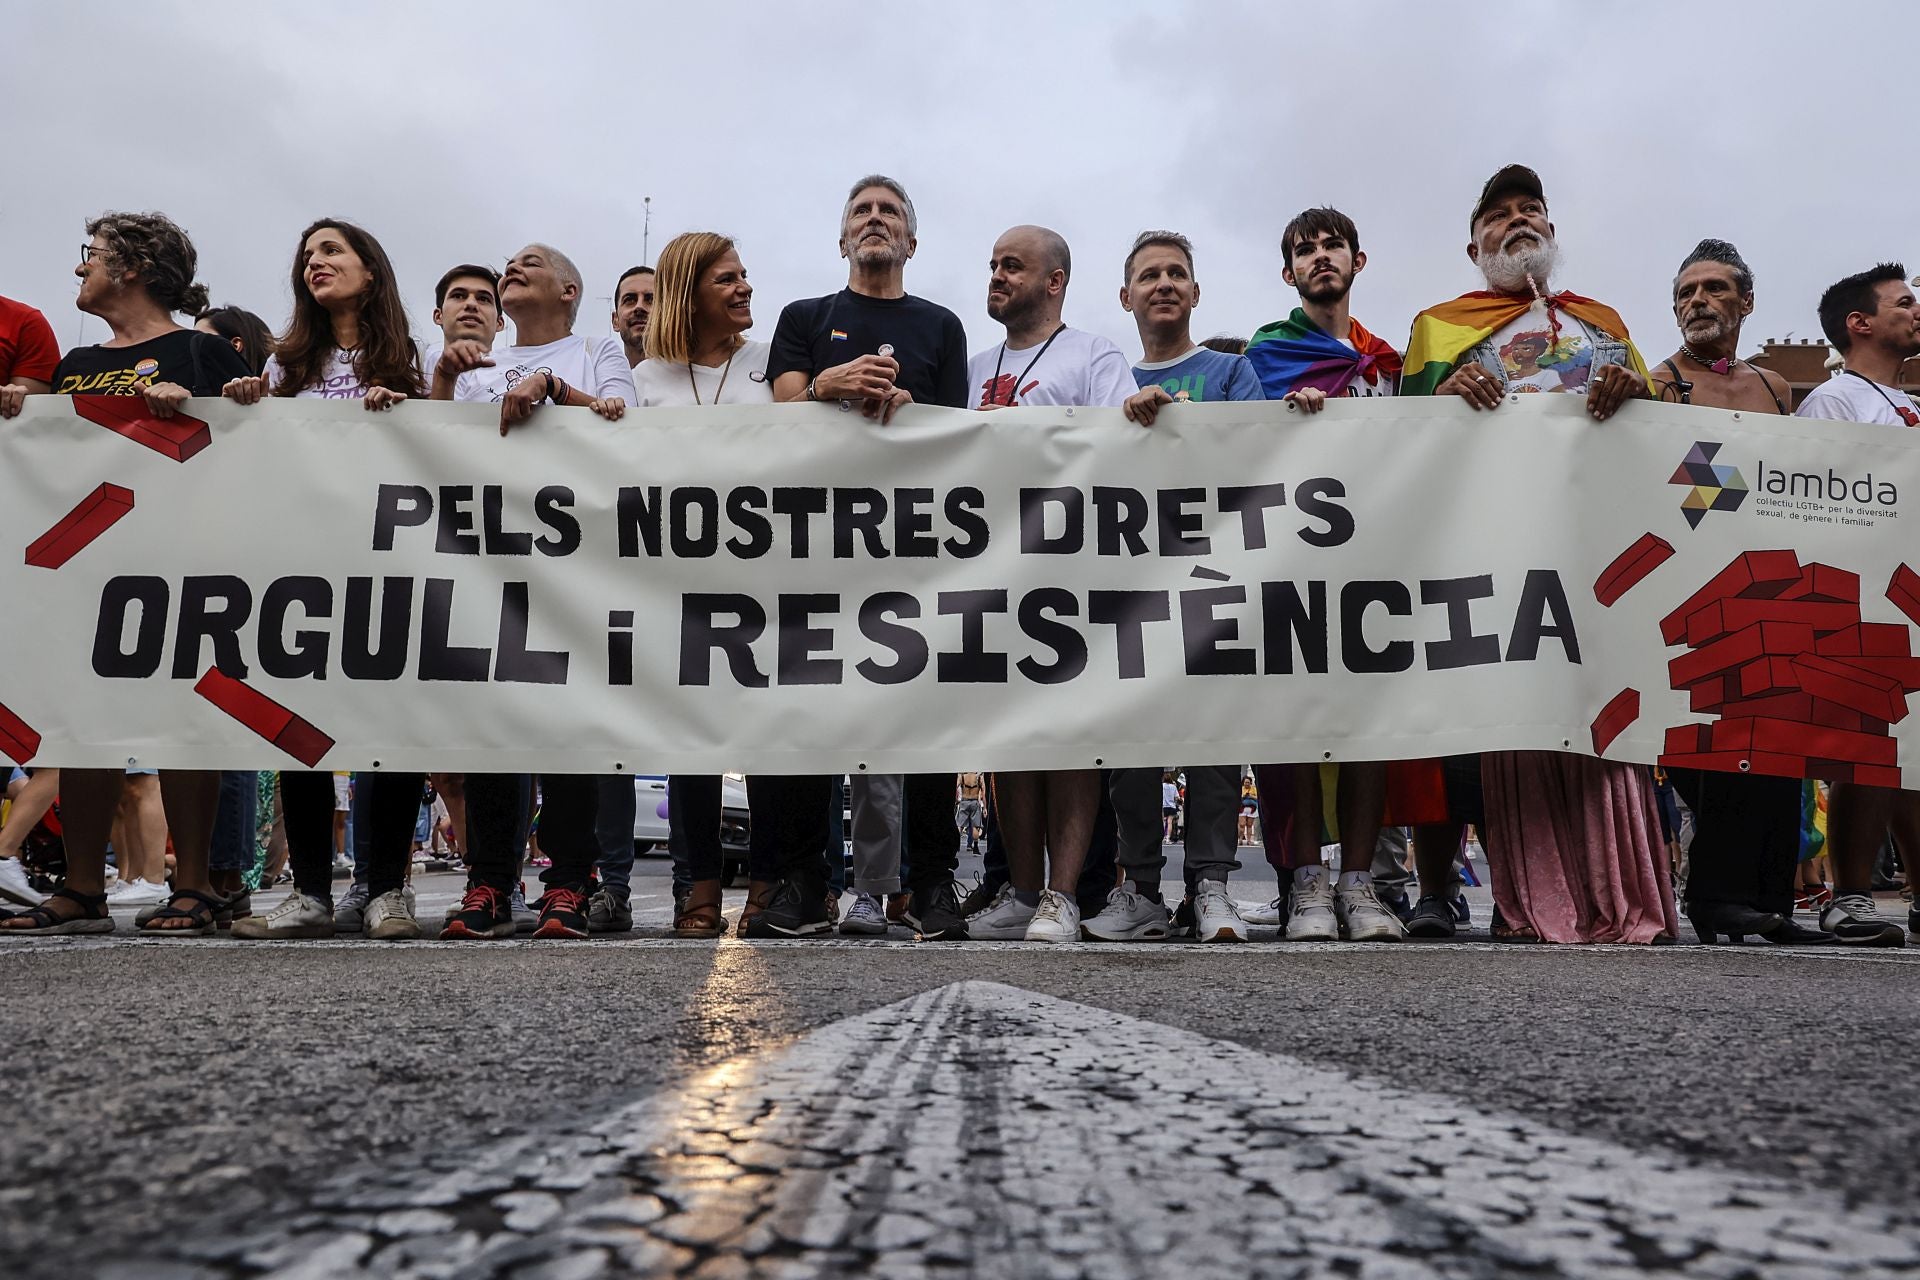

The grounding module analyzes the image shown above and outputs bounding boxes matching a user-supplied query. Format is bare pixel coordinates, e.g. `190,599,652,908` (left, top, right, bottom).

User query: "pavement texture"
2,855,1916,1278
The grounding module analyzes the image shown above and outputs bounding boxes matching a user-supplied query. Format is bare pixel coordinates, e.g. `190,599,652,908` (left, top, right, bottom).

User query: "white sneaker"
1081,885,1171,941
838,892,889,936
1024,890,1081,943
1286,868,1339,941
231,890,335,939
365,888,423,941
966,883,1037,940
1192,880,1248,942
1337,878,1407,942
0,856,46,906
111,878,171,907
1238,895,1284,926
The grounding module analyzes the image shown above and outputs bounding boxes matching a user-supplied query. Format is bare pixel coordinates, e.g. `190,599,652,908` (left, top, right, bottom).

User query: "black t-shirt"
52,329,251,398
768,288,970,409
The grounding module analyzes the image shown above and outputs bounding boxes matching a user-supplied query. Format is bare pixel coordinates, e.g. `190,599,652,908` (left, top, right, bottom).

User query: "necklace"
1845,370,1920,426
688,347,736,406
1681,345,1736,375
987,324,1067,406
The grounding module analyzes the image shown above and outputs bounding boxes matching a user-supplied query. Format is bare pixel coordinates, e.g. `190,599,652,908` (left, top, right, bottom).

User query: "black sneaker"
1406,894,1458,939
440,884,514,939
1909,902,1919,941
1376,881,1413,922
532,884,592,939
907,880,969,941
745,877,832,938
586,885,633,934
1452,894,1472,927
1169,895,1196,940
1820,893,1907,947
333,881,371,933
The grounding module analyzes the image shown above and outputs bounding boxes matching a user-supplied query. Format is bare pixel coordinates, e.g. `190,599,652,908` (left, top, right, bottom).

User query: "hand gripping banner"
0,394,1913,780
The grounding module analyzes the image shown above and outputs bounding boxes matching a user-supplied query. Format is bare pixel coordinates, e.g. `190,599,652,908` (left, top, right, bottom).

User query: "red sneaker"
531,884,590,939
440,885,513,939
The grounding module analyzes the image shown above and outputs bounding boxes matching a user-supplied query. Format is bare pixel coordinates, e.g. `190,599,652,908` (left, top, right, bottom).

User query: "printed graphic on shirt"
1465,312,1630,395
58,358,161,395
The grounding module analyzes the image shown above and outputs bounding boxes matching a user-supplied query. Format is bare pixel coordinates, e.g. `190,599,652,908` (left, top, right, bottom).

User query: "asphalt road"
2,848,1916,1278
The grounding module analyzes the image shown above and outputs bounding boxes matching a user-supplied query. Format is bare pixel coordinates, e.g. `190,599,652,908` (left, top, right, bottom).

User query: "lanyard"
687,350,736,406
1846,370,1920,426
989,324,1067,406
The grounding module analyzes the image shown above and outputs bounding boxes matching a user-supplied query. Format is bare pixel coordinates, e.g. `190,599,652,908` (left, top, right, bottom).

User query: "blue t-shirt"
1132,346,1265,402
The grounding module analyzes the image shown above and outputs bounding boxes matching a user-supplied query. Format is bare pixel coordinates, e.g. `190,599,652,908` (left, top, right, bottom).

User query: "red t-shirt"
0,295,60,386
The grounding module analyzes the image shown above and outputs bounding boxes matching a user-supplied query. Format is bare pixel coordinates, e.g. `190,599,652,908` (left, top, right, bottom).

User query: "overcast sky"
6,1,1914,365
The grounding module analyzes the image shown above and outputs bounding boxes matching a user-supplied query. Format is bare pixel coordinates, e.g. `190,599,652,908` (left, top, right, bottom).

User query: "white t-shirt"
450,334,634,404
967,326,1136,408
1461,300,1632,395
1796,371,1920,427
263,348,371,399
632,340,773,407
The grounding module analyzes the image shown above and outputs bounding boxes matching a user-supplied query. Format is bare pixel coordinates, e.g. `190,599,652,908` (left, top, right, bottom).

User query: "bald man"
964,224,1135,942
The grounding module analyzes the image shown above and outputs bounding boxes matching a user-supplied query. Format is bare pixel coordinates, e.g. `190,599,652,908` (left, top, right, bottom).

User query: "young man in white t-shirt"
430,242,632,432
1796,261,1920,947
422,263,505,384
964,225,1133,943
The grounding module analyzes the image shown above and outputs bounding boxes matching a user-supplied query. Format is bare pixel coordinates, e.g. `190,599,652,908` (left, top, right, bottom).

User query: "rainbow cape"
1245,309,1403,398
1400,291,1648,396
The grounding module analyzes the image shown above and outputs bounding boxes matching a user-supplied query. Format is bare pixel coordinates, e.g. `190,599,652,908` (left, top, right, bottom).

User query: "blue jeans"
594,774,638,897
210,771,258,873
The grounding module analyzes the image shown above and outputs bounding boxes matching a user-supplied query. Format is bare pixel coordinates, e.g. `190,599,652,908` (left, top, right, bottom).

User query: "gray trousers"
848,773,903,895
1110,765,1242,885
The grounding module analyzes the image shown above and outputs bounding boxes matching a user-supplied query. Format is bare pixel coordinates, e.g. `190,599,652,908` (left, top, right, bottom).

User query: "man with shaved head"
431,241,637,941
964,224,1135,942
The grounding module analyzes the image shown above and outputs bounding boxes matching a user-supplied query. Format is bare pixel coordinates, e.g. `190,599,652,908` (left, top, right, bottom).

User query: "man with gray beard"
1403,165,1678,945
1648,241,1830,945
1402,164,1649,420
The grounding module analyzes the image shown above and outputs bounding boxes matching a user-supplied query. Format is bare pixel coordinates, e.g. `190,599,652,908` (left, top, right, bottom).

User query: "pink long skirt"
1482,751,1678,944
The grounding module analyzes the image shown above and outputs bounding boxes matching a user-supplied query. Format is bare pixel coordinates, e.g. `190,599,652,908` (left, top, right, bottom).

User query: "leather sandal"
136,887,223,937
0,886,114,936
735,879,772,938
674,879,725,938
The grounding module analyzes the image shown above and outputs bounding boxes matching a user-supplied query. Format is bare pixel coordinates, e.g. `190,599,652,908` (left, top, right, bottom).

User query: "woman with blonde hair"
633,231,769,406
633,233,772,937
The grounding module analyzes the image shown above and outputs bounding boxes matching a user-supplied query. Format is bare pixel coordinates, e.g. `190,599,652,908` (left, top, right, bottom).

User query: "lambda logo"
1669,440,1748,528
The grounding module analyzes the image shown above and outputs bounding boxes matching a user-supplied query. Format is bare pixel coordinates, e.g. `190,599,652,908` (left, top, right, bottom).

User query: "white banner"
0,394,1915,782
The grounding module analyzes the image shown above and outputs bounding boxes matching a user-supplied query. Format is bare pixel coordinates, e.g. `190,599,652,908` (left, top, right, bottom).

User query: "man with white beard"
1401,165,1678,946
1402,164,1649,419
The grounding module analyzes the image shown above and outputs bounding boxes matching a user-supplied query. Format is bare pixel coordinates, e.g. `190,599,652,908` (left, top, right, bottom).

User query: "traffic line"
115,980,1920,1277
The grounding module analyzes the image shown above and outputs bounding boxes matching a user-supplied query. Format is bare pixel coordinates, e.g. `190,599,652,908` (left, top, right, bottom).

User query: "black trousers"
464,774,600,892
1670,769,1800,918
747,774,833,888
284,770,417,903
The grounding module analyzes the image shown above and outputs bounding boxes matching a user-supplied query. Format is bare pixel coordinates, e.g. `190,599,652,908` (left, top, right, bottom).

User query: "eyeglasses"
80,244,105,264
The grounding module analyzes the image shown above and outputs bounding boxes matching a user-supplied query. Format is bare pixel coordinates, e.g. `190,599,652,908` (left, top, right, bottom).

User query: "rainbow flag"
1245,309,1402,399
1401,291,1648,396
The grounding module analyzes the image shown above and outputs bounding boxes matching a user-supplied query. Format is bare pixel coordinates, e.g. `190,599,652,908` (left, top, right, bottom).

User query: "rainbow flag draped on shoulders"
1245,309,1403,399
1400,290,1649,396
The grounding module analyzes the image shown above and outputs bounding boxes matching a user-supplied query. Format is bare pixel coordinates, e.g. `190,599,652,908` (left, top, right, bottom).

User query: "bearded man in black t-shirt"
750,175,970,941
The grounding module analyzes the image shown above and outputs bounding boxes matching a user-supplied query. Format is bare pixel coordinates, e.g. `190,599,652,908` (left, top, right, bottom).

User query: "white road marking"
149,978,1920,1278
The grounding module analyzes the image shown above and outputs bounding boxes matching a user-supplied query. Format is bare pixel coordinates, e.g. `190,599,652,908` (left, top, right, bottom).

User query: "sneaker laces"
968,882,1014,921
542,885,588,916
1831,892,1880,921
1032,892,1069,923
457,884,504,915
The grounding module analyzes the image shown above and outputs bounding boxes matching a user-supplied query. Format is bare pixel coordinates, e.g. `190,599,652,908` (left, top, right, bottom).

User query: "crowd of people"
0,165,1915,948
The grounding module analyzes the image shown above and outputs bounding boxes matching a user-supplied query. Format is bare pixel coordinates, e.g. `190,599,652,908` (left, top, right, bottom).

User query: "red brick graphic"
70,395,211,462
193,668,334,767
1889,564,1920,627
24,484,135,570
0,702,40,764
1590,688,1639,753
1661,554,1913,785
1595,534,1674,607
1658,549,1802,644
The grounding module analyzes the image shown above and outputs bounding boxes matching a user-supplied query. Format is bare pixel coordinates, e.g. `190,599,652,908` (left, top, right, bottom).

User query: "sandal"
136,887,222,937
0,886,114,935
1489,906,1542,944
